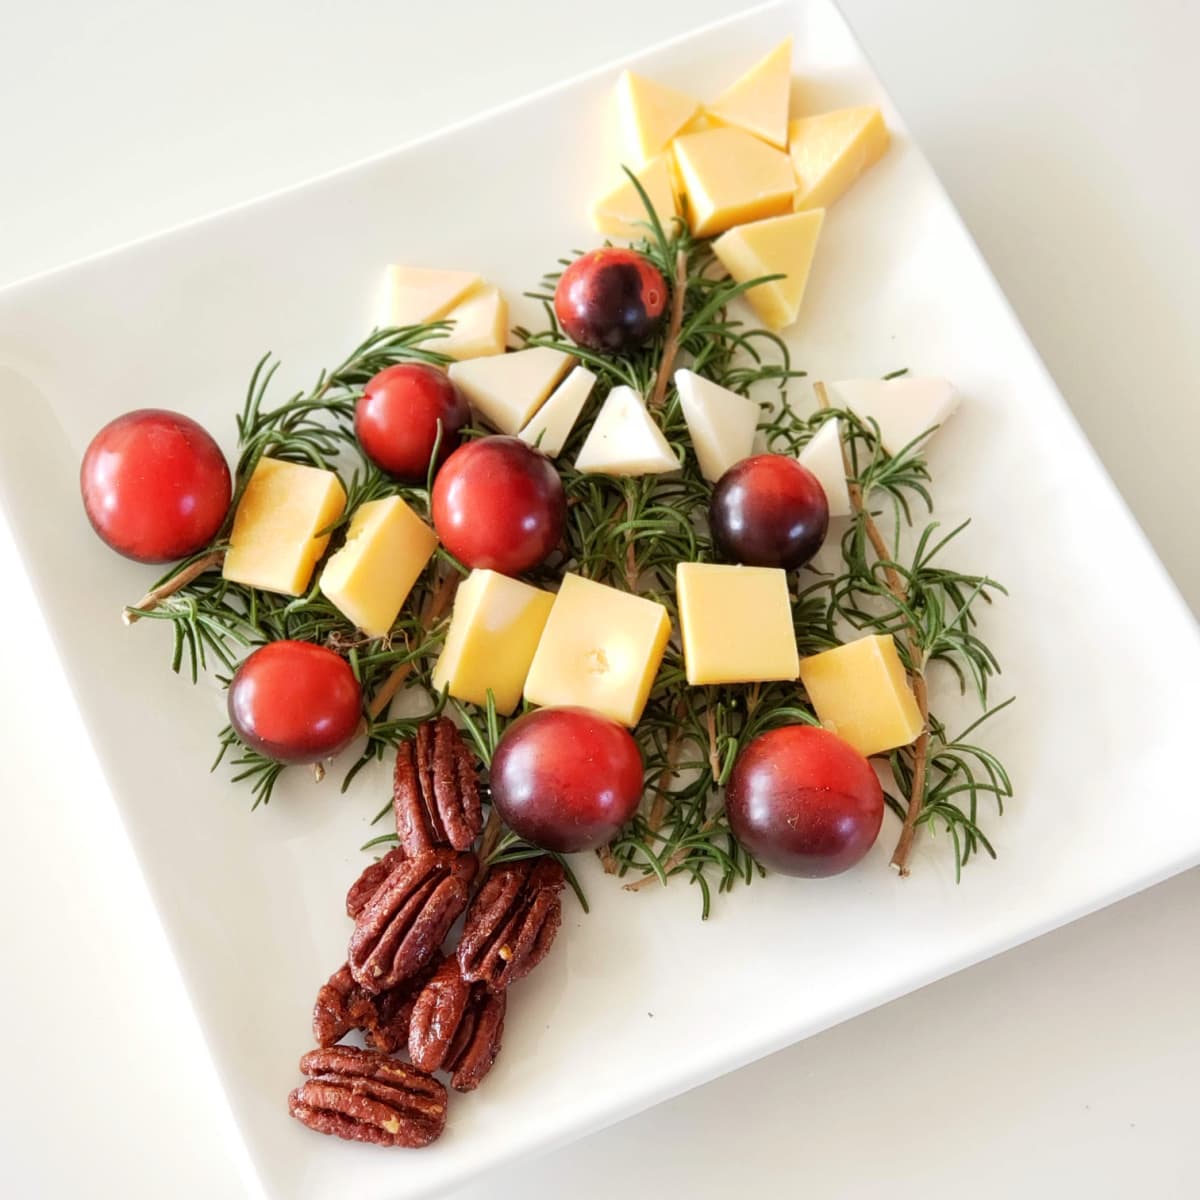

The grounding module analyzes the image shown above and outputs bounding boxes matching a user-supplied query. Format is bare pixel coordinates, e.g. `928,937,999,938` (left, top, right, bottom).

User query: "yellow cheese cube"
382,266,481,327
614,69,700,167
431,569,555,715
706,37,793,150
523,574,670,726
223,458,346,596
711,209,824,331
789,106,890,211
319,496,438,638
676,563,798,685
592,156,678,241
432,284,508,360
798,633,922,757
672,127,795,237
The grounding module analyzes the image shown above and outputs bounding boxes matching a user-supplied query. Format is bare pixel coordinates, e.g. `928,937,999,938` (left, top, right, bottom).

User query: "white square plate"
2,3,1197,1197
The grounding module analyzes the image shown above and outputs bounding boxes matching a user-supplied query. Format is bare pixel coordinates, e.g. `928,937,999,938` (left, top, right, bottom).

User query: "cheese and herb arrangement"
78,40,1013,1150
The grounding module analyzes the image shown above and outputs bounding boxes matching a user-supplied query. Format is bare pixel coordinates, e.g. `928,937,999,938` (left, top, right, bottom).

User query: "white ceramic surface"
1,3,1198,1199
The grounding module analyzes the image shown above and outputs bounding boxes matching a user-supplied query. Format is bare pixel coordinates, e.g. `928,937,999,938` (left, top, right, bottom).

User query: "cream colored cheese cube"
222,457,346,596
797,418,852,517
592,155,679,241
518,366,596,458
789,106,890,212
432,284,508,361
674,369,759,482
448,347,575,435
431,569,556,715
676,562,799,686
706,37,793,150
826,377,959,457
614,69,700,167
319,495,438,638
798,633,923,757
523,573,671,726
381,266,481,328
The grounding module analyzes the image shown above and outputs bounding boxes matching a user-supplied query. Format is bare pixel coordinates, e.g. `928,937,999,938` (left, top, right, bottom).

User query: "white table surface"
2,1,1197,1196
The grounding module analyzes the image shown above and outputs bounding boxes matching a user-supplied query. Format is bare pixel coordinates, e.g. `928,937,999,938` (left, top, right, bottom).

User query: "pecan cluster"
288,717,566,1150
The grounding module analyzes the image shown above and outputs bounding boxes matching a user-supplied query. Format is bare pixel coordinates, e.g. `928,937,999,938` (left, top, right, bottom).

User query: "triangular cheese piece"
827,377,959,456
430,284,508,361
382,266,481,327
448,346,575,435
711,209,824,330
574,385,679,476
615,70,701,167
674,369,759,482
592,156,679,241
706,38,793,150
797,418,851,517
789,106,890,211
519,366,596,458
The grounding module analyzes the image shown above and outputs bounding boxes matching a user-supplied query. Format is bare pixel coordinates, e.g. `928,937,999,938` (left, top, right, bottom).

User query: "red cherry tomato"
554,248,667,353
355,363,470,483
227,641,362,765
431,436,565,575
490,707,644,853
80,408,231,563
726,725,883,877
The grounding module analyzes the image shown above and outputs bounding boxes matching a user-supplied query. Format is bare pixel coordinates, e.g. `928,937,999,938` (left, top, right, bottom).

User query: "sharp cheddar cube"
614,69,700,167
448,347,575,435
523,573,671,726
676,563,798,685
381,265,481,327
798,633,922,757
431,569,556,715
672,127,795,238
591,155,678,241
789,106,890,212
223,458,346,596
706,37,793,150
432,284,508,360
711,209,824,331
319,496,438,638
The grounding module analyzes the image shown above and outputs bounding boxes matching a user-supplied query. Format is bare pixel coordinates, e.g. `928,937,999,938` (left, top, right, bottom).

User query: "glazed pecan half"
394,718,484,856
349,850,476,994
312,954,443,1053
457,857,564,991
345,846,407,919
288,1045,447,1148
407,956,507,1091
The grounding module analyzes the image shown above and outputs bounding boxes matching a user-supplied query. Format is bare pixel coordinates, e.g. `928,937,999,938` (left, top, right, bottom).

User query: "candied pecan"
445,982,506,1092
288,1045,447,1148
312,956,444,1052
349,849,476,994
408,957,506,1091
394,718,484,856
457,857,564,991
345,846,407,919
364,953,443,1054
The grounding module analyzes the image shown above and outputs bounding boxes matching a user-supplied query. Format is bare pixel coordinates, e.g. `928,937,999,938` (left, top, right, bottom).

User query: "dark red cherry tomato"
554,248,667,353
80,409,231,563
227,641,362,765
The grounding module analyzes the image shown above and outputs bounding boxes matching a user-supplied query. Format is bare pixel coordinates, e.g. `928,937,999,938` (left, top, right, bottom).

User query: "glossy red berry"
726,725,883,877
490,707,644,853
80,409,231,563
227,641,362,765
554,248,668,353
710,454,829,569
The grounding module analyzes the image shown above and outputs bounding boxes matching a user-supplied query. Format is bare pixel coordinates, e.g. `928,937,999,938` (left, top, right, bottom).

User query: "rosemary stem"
648,247,689,412
122,549,226,624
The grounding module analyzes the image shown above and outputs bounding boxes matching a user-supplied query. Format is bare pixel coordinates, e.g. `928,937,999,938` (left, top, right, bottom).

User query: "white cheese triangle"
382,266,481,327
574,385,679,476
448,346,575,435
518,366,596,458
674,368,759,482
797,418,851,517
827,377,959,456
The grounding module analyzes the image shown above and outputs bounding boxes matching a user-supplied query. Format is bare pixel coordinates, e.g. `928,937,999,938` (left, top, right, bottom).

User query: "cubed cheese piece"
827,377,958,456
798,633,922,757
674,369,759,482
382,266,481,328
431,284,508,360
518,366,596,457
672,127,795,237
318,496,438,638
797,418,851,517
706,37,793,150
592,156,678,240
524,573,670,726
711,209,824,331
431,569,555,715
676,563,798,685
223,458,346,596
448,347,575,435
615,69,700,167
574,385,678,476
789,107,890,212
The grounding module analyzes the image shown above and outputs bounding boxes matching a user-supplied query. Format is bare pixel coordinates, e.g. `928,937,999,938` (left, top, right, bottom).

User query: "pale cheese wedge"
592,156,678,240
826,377,958,457
711,209,824,330
674,369,759,483
706,37,793,150
574,385,678,476
448,347,575,435
518,366,596,458
789,106,890,211
382,266,480,328
431,284,508,360
615,70,701,167
797,418,851,517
